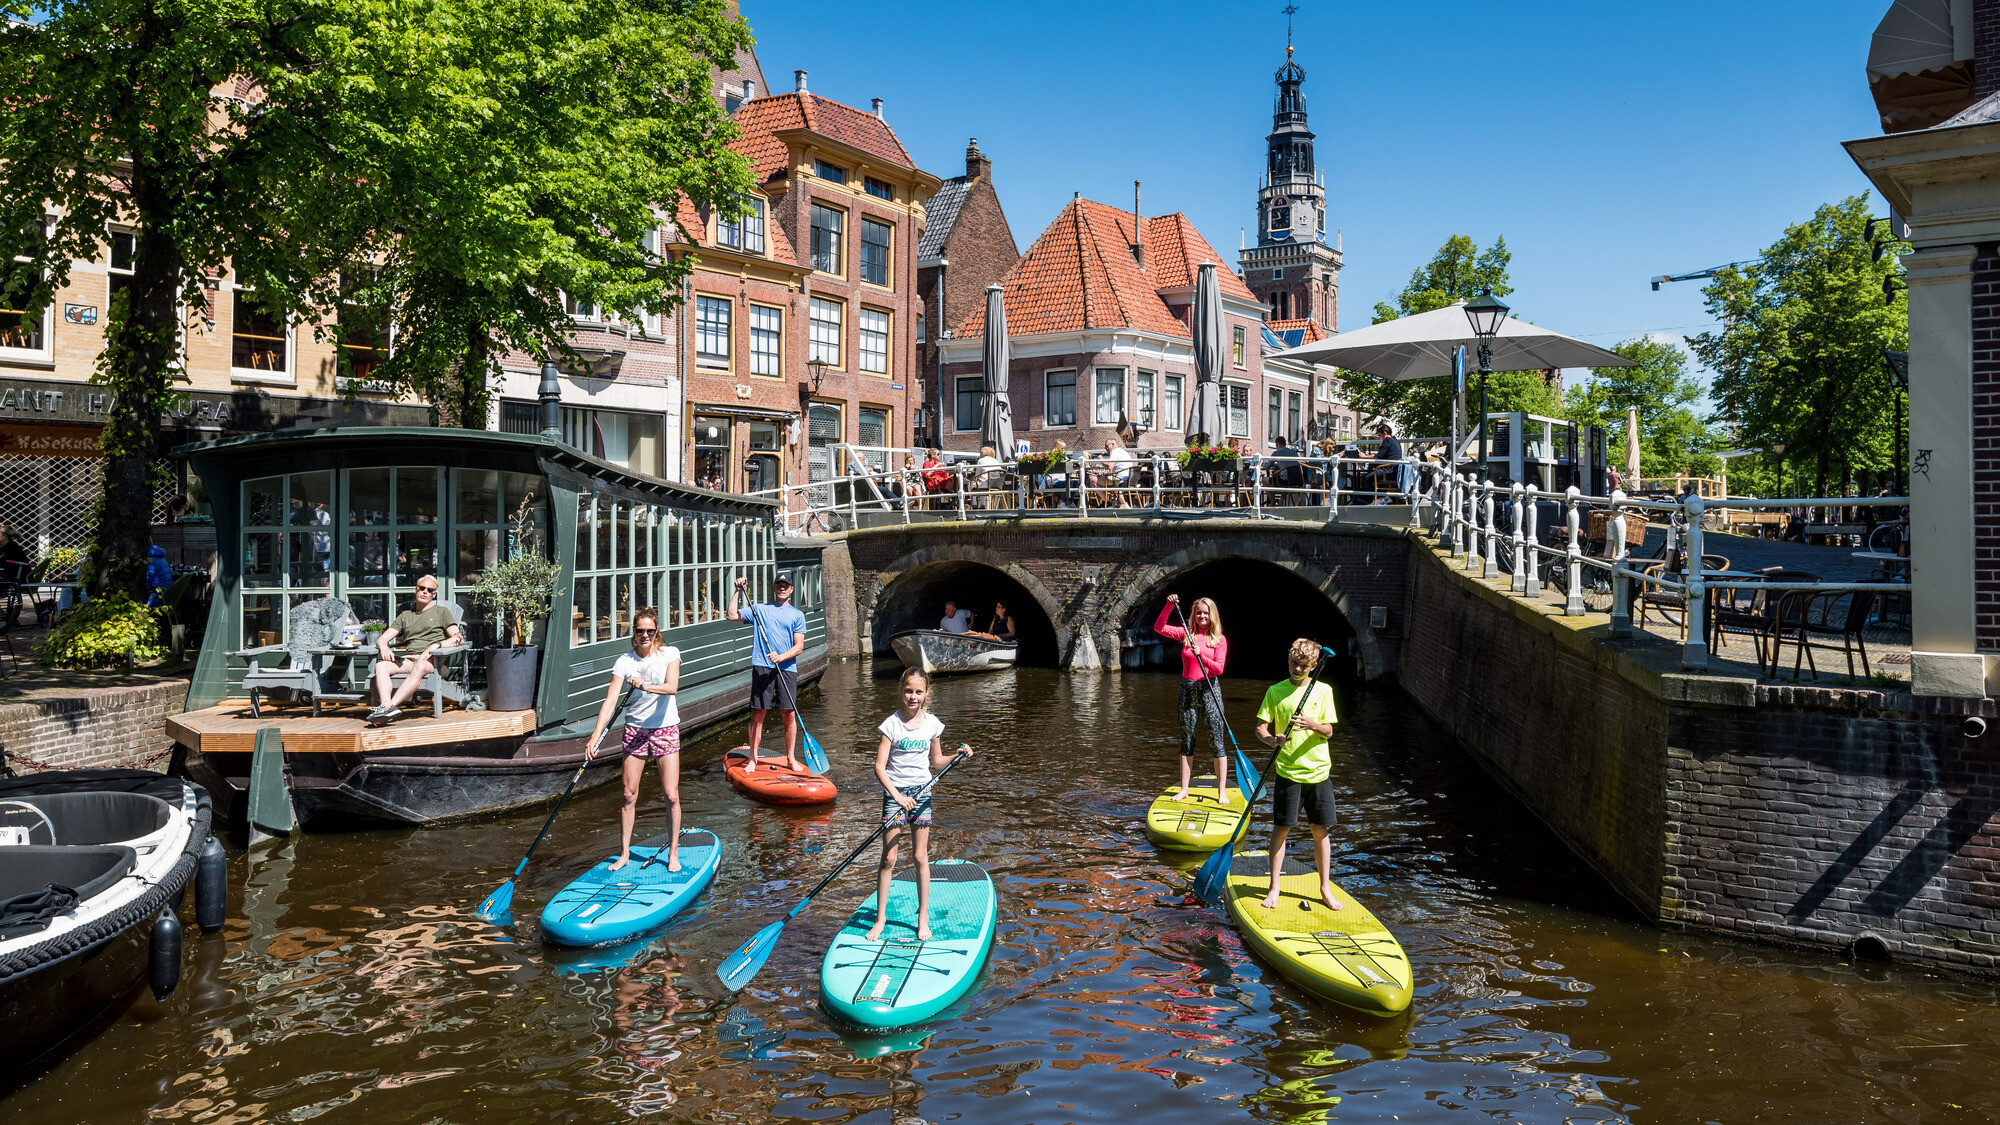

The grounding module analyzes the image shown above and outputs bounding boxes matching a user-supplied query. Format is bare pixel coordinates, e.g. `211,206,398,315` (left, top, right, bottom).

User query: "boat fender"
149,910,183,1001
195,837,227,932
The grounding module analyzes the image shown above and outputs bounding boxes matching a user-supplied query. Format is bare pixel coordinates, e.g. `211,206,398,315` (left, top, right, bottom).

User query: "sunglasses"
633,628,658,636
416,586,438,593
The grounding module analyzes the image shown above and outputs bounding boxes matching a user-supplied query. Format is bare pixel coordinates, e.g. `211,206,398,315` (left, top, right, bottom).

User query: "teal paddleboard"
819,859,996,1029
541,829,720,947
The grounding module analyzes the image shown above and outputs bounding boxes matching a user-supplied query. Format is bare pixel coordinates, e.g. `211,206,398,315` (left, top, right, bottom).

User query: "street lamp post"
1771,441,1787,501
1462,288,1510,482
1883,350,1909,496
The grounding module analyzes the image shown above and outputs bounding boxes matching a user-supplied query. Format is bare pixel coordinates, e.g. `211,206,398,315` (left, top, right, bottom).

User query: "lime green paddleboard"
1143,775,1250,852
819,859,995,1029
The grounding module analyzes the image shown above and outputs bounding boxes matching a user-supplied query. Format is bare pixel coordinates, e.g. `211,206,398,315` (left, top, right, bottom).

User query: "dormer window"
814,160,847,185
718,197,766,255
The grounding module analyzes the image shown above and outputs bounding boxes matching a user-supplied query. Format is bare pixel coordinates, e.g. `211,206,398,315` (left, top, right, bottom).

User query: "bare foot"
1214,787,1228,805
1260,888,1282,910
1319,884,1343,911
783,757,800,772
1173,788,1189,803
607,854,630,872
916,917,932,941
865,923,884,942
667,852,681,873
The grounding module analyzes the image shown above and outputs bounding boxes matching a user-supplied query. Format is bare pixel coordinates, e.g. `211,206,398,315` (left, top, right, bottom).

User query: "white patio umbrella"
1267,301,1634,379
978,284,1014,454
1624,406,1643,483
1185,262,1226,442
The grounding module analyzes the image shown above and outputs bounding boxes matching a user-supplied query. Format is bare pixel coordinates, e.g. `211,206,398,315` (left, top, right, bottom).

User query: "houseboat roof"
173,426,776,512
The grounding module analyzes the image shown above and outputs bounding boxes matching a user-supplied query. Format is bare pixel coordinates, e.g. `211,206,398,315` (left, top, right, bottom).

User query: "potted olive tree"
473,495,560,712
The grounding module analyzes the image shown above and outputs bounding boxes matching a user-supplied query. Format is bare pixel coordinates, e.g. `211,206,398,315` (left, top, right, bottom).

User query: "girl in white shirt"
585,608,683,871
867,667,972,942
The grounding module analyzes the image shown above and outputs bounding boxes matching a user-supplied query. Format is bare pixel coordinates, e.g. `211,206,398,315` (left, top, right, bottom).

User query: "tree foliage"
1688,195,1906,498
0,0,753,596
1334,234,1562,441
1566,335,1721,480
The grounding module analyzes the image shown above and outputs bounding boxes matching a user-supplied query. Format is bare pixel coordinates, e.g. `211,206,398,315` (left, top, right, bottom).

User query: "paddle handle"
512,688,631,878
786,748,972,918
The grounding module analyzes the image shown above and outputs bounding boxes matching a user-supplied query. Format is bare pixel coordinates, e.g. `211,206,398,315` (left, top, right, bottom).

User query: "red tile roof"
1265,317,1330,343
954,198,1253,339
728,92,915,182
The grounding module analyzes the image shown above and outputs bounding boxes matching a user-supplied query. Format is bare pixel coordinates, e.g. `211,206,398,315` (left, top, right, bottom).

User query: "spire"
1285,3,1297,58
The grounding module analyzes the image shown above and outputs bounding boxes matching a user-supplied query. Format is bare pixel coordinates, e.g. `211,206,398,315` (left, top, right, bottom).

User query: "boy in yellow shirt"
1253,638,1340,912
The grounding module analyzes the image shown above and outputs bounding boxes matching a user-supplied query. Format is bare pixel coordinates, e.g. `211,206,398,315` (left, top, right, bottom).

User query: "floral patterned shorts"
623,725,681,758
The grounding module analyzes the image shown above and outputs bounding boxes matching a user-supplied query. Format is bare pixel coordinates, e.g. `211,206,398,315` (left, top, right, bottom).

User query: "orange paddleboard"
725,745,837,806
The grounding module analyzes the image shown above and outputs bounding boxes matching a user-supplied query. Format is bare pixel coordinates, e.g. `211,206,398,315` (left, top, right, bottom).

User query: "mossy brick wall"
0,680,190,775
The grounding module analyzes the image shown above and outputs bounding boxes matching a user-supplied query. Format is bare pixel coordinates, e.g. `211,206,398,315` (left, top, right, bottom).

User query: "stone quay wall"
1399,537,2000,973
0,679,190,775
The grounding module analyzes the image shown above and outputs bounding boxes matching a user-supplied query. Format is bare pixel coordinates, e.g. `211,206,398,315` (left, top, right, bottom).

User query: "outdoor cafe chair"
1636,551,1731,631
231,596,368,717
365,598,481,718
1769,586,1878,682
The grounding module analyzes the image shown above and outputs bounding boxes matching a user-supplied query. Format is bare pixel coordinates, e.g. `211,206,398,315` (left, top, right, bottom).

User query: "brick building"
938,197,1271,456
915,139,1021,446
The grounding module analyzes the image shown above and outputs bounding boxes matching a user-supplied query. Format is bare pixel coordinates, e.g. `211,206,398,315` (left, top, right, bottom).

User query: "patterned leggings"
1178,678,1226,759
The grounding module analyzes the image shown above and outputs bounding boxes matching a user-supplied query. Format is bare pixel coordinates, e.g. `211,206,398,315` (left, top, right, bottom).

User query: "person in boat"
1254,638,1341,913
939,600,973,634
1154,593,1229,805
965,599,1015,644
583,607,683,871
867,666,973,942
728,574,806,772
367,576,462,724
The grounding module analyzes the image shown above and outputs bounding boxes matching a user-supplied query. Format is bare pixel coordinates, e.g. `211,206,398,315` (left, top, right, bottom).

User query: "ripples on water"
9,662,2000,1123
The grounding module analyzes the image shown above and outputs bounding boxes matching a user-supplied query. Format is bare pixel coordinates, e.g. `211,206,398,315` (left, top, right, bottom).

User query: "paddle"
747,597,830,775
475,688,632,921
1191,647,1330,906
1171,599,1260,796
717,747,973,991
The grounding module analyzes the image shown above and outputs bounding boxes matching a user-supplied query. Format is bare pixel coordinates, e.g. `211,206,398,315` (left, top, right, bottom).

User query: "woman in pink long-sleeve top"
1155,593,1229,804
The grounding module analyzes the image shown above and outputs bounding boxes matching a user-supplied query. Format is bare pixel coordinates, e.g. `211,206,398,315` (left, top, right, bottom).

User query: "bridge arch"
868,544,1069,667
1104,540,1386,680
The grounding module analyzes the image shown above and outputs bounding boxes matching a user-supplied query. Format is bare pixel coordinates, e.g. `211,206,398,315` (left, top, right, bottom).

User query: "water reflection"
7,661,2000,1124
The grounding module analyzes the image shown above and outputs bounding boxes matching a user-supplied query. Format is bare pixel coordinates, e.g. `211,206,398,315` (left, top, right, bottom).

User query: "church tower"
1238,21,1341,329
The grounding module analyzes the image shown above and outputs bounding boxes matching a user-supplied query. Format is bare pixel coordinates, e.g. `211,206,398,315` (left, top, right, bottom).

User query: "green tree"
0,0,752,598
1566,335,1721,481
1335,234,1562,440
1688,195,1906,498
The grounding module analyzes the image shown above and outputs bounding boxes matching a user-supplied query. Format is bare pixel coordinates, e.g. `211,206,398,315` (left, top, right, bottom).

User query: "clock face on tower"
1270,206,1290,237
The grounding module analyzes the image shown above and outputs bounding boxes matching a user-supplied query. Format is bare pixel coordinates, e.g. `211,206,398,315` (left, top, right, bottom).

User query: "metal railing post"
1609,489,1632,636
1563,486,1584,615
956,464,967,520
900,470,911,525
1683,492,1708,669
1462,475,1477,571
1077,456,1088,519
1481,482,1498,580
1252,456,1263,516
1510,481,1527,593
1522,484,1540,596
1152,453,1164,510
1018,465,1028,511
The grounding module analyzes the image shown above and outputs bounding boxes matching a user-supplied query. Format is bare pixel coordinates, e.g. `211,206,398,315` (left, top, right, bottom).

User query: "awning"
688,404,799,421
1868,0,1977,132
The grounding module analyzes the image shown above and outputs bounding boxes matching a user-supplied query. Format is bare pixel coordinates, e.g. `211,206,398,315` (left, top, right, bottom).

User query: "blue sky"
745,1,1891,375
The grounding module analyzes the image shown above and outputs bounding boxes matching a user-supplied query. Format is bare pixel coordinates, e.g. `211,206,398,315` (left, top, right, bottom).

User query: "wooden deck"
167,700,538,755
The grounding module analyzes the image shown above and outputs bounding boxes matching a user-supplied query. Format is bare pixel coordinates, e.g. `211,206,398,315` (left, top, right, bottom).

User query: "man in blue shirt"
729,574,808,772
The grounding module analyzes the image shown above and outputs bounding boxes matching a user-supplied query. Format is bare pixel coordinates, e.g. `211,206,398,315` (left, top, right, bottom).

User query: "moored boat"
166,427,829,829
889,629,1017,675
0,769,218,1083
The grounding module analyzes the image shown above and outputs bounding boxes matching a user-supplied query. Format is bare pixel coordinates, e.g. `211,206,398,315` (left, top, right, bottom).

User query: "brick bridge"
818,517,1414,678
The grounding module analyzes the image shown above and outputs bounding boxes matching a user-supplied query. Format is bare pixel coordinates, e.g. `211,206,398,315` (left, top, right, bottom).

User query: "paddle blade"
717,920,785,991
1193,842,1235,906
1232,743,1261,795
475,879,516,921
800,728,830,775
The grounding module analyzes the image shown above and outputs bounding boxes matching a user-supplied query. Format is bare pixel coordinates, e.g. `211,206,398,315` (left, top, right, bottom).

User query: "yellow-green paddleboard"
1143,776,1248,852
1225,850,1413,1017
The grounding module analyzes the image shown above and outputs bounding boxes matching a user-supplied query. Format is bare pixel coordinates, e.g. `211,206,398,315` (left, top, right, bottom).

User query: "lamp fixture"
804,357,833,396
1462,288,1510,339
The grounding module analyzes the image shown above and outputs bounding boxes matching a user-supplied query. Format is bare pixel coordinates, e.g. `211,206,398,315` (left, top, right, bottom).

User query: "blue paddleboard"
541,829,720,947
819,859,996,1029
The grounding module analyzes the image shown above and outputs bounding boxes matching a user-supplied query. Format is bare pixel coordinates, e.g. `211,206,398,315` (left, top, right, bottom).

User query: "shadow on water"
6,661,2000,1123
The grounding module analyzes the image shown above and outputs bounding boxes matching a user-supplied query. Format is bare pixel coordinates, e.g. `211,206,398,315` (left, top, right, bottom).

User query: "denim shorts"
880,785,933,826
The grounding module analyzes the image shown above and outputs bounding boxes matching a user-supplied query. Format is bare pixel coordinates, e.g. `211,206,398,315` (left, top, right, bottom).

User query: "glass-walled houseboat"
168,427,827,827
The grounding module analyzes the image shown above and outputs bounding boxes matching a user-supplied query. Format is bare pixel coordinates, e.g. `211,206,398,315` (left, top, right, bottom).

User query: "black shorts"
750,666,796,711
1272,776,1337,828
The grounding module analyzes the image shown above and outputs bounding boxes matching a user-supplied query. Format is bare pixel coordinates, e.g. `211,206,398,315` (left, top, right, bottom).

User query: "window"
338,270,390,381
1316,376,1333,403
564,292,599,319
724,89,742,113
864,176,894,201
858,307,889,374
745,422,782,492
1,224,49,356
695,295,731,367
861,218,892,286
563,406,663,476
1268,387,1283,444
107,230,136,307
955,375,984,431
692,415,732,491
814,160,847,185
810,203,844,274
1287,390,1303,445
231,290,290,376
807,402,842,483
915,312,926,344
1136,371,1156,429
1094,367,1125,425
859,407,889,470
1233,325,1247,367
1044,369,1076,427
750,304,781,377
718,197,765,255
1226,383,1250,438
1162,374,1184,431
809,297,843,366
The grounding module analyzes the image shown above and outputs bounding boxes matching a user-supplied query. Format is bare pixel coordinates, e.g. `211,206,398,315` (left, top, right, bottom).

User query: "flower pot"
1184,456,1240,475
485,644,540,712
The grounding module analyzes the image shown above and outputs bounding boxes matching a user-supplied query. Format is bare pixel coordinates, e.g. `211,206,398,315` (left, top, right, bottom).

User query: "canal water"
10,662,2000,1123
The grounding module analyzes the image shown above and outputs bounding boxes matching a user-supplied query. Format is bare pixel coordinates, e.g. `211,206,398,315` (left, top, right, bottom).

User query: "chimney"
872,97,884,118
964,138,991,181
794,69,808,93
1131,180,1144,269
743,79,755,100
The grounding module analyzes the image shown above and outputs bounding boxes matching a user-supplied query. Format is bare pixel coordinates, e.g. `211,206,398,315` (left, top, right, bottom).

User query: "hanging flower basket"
1176,442,1238,473
1017,450,1067,474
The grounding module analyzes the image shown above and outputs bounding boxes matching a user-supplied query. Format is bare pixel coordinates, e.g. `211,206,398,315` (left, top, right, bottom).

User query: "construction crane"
1650,262,1753,291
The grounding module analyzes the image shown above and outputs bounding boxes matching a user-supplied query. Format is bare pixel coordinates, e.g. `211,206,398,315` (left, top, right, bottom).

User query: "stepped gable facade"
915,139,1021,447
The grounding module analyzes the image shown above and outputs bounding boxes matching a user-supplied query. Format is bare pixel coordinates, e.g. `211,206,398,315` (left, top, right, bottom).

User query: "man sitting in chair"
368,577,462,724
